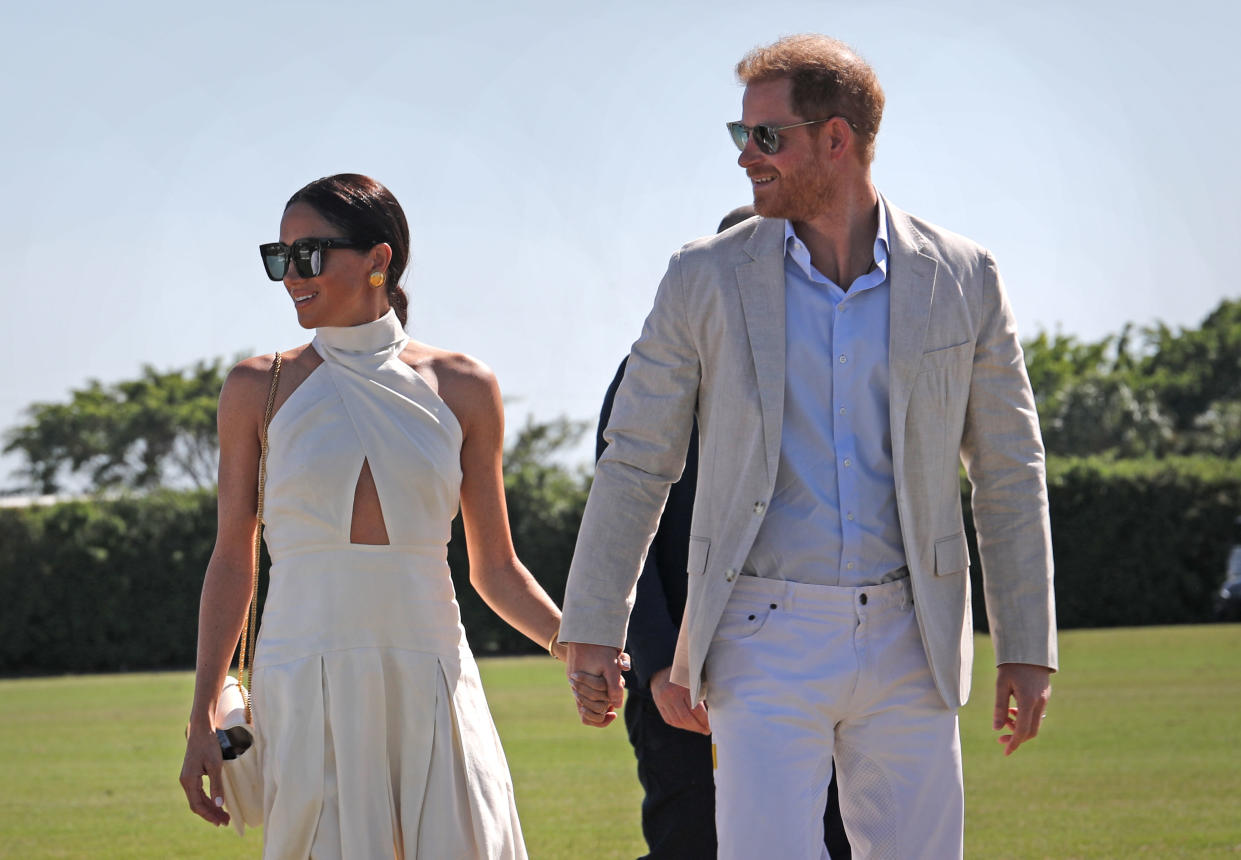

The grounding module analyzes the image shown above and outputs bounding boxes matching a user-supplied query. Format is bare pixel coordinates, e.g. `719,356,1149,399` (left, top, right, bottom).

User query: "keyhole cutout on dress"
349,458,390,545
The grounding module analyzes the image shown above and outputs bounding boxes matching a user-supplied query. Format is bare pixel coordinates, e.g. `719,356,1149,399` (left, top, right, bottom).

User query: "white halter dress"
252,309,526,859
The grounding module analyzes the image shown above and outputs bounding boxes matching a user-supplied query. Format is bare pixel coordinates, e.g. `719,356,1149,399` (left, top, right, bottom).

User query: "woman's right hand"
179,725,230,827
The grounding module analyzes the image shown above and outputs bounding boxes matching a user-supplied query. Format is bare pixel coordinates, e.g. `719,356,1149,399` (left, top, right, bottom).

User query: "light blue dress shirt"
743,196,908,587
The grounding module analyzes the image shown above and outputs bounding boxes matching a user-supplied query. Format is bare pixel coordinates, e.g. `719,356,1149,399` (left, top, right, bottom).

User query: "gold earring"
369,271,386,288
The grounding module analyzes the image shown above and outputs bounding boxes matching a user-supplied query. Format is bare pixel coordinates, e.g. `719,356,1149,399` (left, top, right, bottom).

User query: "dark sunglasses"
726,116,847,155
258,237,374,281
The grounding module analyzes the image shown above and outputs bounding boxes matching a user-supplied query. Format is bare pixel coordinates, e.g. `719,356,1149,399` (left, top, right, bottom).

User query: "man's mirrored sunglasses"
258,237,374,281
726,116,847,155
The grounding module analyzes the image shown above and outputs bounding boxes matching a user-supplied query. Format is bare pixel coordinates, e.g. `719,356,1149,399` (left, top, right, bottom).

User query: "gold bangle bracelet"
547,626,561,661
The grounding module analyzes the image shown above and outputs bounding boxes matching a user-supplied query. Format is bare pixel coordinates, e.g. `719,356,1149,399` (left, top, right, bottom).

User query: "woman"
179,174,570,858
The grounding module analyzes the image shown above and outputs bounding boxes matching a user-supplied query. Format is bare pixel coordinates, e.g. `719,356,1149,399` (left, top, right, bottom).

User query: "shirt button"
847,512,855,521
847,562,856,570
839,407,846,415
725,568,738,582
843,458,852,468
859,593,869,605
753,501,766,514
839,354,847,364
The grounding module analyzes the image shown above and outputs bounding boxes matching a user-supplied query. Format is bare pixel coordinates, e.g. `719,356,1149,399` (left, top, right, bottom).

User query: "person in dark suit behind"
597,205,850,859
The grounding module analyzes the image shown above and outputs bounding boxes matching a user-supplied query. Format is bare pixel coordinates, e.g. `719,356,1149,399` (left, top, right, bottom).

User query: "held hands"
565,642,628,727
993,662,1052,756
179,724,230,827
650,666,710,734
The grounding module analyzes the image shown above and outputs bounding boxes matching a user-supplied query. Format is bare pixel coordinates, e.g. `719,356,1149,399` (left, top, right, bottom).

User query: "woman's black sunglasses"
258,237,374,281
726,115,849,155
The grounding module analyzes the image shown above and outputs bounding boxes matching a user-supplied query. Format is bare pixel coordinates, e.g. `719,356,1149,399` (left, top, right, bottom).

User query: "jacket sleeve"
561,250,701,648
960,251,1057,671
595,357,680,687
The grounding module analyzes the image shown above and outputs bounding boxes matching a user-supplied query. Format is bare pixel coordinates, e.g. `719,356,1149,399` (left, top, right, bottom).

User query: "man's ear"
820,116,854,162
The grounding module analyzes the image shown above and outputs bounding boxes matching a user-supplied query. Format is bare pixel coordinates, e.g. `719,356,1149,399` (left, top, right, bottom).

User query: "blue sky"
2,0,1237,481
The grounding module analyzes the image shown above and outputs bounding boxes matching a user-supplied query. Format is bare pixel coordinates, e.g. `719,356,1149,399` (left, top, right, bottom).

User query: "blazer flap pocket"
687,536,710,576
934,532,969,577
919,341,972,372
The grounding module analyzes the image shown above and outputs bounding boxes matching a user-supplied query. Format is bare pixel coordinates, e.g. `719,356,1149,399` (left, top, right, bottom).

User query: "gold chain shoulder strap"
238,352,282,723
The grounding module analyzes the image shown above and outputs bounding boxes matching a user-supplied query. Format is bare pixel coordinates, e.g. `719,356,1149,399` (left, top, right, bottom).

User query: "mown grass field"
1,625,1238,858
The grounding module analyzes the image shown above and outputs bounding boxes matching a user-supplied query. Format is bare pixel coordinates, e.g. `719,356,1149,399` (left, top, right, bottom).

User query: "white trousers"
705,575,963,860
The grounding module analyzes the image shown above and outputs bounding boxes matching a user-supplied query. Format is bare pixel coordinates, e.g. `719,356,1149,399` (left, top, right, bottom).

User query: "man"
562,34,1056,859
597,206,850,860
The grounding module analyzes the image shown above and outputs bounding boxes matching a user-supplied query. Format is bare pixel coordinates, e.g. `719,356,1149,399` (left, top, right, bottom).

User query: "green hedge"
2,456,1238,675
0,490,217,675
965,456,1241,632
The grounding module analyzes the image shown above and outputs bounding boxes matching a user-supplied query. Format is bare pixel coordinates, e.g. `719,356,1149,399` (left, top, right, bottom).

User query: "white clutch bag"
215,675,263,834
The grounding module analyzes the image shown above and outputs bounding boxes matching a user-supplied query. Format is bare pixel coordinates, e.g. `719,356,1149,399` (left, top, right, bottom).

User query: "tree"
1136,299,1241,455
1024,299,1241,459
1024,328,1169,457
3,360,227,493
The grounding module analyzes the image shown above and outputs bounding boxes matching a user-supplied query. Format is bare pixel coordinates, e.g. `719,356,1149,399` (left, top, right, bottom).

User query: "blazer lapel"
886,199,939,436
736,218,787,481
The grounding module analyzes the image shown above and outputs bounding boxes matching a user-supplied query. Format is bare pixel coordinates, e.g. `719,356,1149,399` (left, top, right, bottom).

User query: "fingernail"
569,673,580,681
214,797,224,807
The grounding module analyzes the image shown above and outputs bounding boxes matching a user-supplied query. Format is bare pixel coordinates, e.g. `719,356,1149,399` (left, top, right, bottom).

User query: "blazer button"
724,568,738,582
753,501,766,514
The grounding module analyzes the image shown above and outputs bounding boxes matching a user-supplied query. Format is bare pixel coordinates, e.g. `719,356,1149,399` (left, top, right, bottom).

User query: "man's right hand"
650,666,710,734
566,642,626,728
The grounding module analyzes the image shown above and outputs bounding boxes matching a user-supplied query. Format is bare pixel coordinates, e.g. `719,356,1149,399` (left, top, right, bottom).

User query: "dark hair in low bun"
385,280,408,327
286,174,412,327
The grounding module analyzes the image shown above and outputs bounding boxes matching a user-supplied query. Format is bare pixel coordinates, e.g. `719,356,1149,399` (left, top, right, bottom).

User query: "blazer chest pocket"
918,341,972,374
687,536,710,576
934,532,969,577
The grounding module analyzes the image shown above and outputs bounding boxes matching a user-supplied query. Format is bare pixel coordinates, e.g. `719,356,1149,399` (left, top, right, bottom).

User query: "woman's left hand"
180,725,231,827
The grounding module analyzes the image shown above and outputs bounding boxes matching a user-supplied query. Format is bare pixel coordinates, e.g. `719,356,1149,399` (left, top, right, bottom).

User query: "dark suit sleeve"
597,358,681,689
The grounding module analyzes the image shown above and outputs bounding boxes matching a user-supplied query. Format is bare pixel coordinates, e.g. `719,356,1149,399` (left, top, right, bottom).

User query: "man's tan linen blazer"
560,200,1057,709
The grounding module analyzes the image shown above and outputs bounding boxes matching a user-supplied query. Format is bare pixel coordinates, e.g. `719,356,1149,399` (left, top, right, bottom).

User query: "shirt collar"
783,193,890,288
